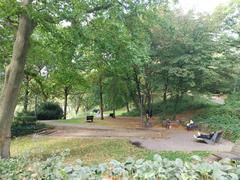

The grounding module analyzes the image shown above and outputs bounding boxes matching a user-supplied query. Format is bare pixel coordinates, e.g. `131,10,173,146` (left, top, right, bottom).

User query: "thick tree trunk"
63,87,69,120
0,0,34,158
23,75,30,112
99,79,104,120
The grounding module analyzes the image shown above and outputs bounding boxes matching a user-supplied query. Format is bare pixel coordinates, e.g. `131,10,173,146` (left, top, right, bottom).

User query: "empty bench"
214,140,240,160
86,115,94,123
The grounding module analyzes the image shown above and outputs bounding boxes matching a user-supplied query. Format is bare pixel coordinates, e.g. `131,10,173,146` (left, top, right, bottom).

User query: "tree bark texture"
0,0,34,158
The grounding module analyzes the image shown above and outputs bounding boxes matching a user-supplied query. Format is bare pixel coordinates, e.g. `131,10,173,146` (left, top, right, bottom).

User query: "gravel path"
41,121,233,152
131,129,233,152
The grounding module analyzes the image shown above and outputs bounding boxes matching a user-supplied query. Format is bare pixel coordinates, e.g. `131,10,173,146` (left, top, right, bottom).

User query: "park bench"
86,115,94,123
109,113,115,118
194,130,223,144
214,140,240,160
186,122,198,131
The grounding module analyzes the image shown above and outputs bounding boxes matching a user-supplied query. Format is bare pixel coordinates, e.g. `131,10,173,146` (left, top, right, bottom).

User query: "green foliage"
36,102,63,120
11,111,47,137
153,96,212,116
14,111,36,125
122,109,140,117
194,95,240,142
1,151,239,179
124,95,212,118
11,123,47,137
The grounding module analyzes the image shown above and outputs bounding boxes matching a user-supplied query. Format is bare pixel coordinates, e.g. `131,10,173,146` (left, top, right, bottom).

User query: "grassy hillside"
193,95,240,142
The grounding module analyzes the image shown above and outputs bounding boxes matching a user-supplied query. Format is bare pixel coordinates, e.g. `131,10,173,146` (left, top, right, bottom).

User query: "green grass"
11,137,209,165
54,110,128,125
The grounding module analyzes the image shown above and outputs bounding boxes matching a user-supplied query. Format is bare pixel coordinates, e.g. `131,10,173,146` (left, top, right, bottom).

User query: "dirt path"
41,119,233,152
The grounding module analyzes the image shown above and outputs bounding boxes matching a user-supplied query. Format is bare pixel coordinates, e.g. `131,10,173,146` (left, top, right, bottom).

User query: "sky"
177,0,231,14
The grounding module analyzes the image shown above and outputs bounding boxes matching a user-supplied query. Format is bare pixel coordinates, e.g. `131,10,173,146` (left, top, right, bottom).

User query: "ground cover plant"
1,150,239,179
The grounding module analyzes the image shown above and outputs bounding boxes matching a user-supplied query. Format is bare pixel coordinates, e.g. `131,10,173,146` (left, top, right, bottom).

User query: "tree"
0,0,133,158
0,0,35,158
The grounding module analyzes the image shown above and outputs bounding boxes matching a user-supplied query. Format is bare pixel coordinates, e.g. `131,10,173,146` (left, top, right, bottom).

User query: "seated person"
194,131,215,139
146,109,153,119
186,120,197,130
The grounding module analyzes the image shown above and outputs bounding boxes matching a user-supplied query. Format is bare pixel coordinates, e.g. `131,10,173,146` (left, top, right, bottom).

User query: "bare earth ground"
41,114,233,152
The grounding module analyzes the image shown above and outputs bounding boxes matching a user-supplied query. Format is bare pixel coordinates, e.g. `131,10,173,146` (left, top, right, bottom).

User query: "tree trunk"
63,87,69,120
0,0,34,158
163,75,169,102
163,83,168,102
23,75,30,112
112,109,115,118
132,66,141,110
146,87,152,112
75,102,80,115
126,102,130,112
99,79,104,120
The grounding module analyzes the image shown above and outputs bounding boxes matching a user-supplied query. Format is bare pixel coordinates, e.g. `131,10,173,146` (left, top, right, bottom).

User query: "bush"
0,151,239,179
11,122,48,137
14,111,37,125
36,102,63,120
12,111,48,137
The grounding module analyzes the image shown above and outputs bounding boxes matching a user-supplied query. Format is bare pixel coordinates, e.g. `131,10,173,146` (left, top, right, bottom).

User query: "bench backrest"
86,116,94,120
211,131,223,143
232,140,240,155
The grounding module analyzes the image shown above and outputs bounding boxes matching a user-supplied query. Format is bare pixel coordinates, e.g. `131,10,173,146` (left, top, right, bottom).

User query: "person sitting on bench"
186,120,197,130
194,131,215,140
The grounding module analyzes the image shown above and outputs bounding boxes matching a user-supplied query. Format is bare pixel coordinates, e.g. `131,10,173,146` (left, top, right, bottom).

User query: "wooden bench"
109,113,115,118
194,131,223,144
214,140,240,160
86,115,94,123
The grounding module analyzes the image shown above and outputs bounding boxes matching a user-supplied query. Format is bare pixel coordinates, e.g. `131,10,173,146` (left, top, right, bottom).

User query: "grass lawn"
11,137,209,165
54,109,128,124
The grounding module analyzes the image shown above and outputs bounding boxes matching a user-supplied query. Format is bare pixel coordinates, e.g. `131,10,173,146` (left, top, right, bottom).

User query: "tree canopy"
0,0,240,158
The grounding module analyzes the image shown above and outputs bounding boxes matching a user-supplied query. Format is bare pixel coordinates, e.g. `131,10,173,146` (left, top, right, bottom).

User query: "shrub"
0,151,239,179
11,111,48,137
36,102,63,120
11,122,48,137
14,111,37,125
